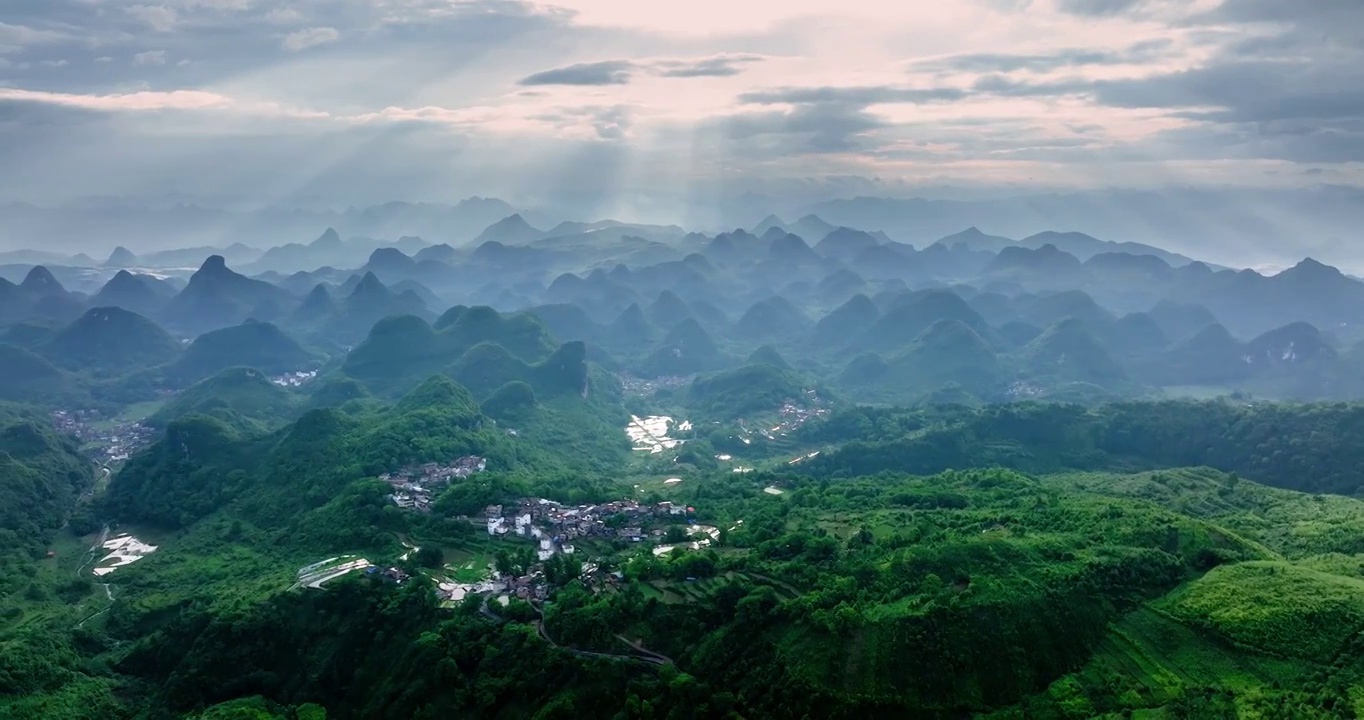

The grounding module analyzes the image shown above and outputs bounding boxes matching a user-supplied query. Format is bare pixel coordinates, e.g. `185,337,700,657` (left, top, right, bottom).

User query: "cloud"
125,5,179,32
282,27,340,51
0,0,1359,211
133,50,167,66
0,87,230,112
738,85,968,105
0,21,68,52
518,60,635,86
913,39,1172,74
1053,0,1157,17
653,53,766,78
264,8,304,25
517,53,767,86
531,104,632,139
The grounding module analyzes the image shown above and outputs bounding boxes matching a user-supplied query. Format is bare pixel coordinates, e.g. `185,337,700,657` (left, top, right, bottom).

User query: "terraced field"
642,571,800,604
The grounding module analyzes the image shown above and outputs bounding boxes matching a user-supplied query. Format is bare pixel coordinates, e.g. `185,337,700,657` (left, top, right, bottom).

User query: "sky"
1,0,1362,222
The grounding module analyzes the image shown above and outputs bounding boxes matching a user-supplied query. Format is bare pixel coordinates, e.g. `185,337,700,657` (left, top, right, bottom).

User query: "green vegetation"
42,307,183,376
798,400,1364,496
15,295,1364,718
686,363,808,421
149,367,299,429
163,320,321,387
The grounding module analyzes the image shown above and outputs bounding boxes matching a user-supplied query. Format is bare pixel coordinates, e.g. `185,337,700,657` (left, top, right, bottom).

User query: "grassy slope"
985,468,1364,718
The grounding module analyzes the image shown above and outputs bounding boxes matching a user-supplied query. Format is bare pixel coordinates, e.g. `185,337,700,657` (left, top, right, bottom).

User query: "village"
270,370,318,387
382,455,488,512
448,496,710,604
51,409,157,464
485,496,694,545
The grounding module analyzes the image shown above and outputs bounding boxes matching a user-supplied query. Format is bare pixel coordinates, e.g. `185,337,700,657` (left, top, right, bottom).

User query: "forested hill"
0,404,93,562
8,377,1364,718
796,400,1364,496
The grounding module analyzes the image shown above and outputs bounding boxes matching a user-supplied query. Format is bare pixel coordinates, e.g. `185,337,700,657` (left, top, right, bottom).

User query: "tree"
414,546,444,569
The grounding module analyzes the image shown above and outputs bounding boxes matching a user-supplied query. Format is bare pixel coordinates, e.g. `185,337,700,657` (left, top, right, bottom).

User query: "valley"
4,216,1364,719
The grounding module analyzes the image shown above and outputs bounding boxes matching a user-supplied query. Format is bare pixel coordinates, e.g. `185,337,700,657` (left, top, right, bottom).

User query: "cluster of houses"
615,373,690,397
270,370,318,387
486,497,695,544
773,391,830,431
383,455,488,512
51,410,156,463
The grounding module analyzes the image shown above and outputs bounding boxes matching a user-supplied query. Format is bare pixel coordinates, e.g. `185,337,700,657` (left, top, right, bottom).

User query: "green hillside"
864,319,1002,402
150,367,299,429
0,343,78,405
16,339,1364,719
688,363,807,420
164,321,320,387
345,308,560,396
1020,318,1127,384
42,307,183,376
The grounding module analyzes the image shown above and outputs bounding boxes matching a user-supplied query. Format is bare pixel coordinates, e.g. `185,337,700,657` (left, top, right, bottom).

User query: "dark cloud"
518,60,635,86
1195,0,1364,42
1054,0,1161,17
716,83,976,156
0,0,573,94
1093,60,1364,124
518,54,767,86
739,85,967,105
654,54,765,78
721,102,889,153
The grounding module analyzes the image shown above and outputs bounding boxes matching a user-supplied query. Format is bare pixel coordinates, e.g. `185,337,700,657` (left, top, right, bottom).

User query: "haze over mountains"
4,186,1364,272
4,206,1364,410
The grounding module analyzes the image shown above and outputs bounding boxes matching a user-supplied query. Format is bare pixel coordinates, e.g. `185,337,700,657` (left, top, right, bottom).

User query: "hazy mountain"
986,244,1084,279
734,296,813,342
105,246,138,268
2,267,86,322
1109,312,1170,356
162,255,294,334
89,270,174,318
1019,231,1193,266
814,228,881,262
0,343,73,403
603,303,655,353
857,290,990,353
1244,322,1336,371
0,249,82,266
874,319,1002,400
475,214,545,245
414,243,458,264
747,344,793,371
525,304,599,344
641,318,725,376
645,290,695,329
936,227,1015,253
316,272,431,344
1154,323,1247,386
751,214,788,236
19,266,66,299
150,366,296,428
1149,300,1220,343
43,306,182,375
165,320,320,387
688,362,807,420
787,214,837,242
1020,318,1126,384
1017,290,1114,330
816,268,869,303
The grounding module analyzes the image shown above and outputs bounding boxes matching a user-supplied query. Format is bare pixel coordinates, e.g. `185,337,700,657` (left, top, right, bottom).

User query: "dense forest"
9,224,1364,718
11,384,1364,717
